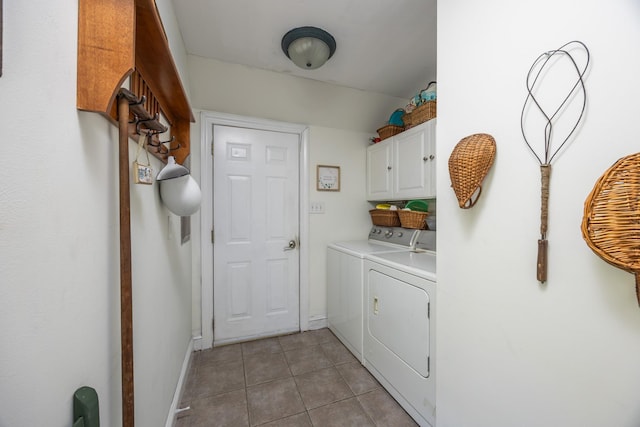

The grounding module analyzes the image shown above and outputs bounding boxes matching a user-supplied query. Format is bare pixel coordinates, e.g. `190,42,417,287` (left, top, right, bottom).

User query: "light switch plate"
310,201,325,214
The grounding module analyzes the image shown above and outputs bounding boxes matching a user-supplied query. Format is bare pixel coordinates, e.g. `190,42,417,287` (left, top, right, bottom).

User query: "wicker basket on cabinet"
376,125,405,141
397,210,429,229
404,100,436,128
369,209,401,227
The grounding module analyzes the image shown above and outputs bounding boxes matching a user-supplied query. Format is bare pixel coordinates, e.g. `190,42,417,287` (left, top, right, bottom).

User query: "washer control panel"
368,227,417,247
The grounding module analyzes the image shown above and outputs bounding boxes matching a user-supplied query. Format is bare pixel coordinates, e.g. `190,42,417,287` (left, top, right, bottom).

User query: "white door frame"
199,111,310,350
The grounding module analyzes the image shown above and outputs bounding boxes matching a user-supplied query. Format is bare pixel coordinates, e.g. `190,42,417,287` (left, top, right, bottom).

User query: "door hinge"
427,302,430,319
428,356,430,374
211,141,214,156
211,229,215,243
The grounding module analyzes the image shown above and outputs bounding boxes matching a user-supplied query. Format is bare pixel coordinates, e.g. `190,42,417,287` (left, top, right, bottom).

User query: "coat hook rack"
117,87,186,162
160,135,175,145
119,88,168,136
146,131,163,146
145,135,168,155
134,120,146,136
130,94,146,107
159,136,182,152
128,97,146,124
135,113,167,134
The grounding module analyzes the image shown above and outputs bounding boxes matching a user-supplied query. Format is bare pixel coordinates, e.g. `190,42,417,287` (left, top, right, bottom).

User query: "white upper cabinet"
366,119,436,201
366,137,394,200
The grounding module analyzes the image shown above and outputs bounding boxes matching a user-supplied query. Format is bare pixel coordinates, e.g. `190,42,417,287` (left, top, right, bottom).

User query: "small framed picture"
317,165,340,191
133,162,153,185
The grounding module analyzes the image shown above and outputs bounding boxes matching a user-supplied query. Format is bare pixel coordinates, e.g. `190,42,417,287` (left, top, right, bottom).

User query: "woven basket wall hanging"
582,152,640,305
448,133,496,209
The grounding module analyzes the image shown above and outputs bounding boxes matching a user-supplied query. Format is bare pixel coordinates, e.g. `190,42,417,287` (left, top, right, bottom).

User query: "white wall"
187,56,399,333
437,1,640,426
187,55,407,134
0,1,193,426
306,126,373,319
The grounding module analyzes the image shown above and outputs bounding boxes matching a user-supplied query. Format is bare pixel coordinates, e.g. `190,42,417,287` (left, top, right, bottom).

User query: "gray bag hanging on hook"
133,133,153,185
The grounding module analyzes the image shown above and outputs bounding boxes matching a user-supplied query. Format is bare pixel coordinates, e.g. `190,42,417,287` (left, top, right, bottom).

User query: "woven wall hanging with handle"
582,152,640,306
448,133,496,209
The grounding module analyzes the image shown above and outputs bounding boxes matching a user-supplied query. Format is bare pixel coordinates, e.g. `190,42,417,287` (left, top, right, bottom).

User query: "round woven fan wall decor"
582,152,640,305
448,133,496,209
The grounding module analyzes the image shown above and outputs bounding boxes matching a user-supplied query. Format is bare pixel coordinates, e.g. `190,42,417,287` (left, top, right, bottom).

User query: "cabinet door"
425,119,436,196
393,120,436,199
366,139,393,200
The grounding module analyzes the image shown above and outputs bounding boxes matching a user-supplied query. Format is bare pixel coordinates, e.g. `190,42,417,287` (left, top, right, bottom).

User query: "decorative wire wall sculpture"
520,40,590,283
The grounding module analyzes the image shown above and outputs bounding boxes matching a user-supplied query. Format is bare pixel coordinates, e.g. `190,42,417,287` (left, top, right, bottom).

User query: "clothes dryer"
363,230,437,427
327,226,418,362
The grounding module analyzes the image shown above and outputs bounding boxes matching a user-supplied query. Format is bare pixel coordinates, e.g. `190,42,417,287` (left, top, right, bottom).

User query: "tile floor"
174,328,418,427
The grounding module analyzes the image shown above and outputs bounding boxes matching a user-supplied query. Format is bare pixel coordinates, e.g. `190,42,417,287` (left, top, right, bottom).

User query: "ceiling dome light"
281,26,336,70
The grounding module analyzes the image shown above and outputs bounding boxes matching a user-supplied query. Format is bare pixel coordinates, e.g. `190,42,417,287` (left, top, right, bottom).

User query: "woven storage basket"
397,210,428,229
448,133,496,209
369,209,401,227
404,101,436,128
582,152,640,305
402,110,414,128
376,125,404,141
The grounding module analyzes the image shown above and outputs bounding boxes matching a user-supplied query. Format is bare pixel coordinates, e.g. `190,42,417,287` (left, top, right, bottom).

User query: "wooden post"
118,95,134,427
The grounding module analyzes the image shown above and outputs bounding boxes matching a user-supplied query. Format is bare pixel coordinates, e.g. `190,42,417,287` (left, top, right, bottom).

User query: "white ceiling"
172,0,437,100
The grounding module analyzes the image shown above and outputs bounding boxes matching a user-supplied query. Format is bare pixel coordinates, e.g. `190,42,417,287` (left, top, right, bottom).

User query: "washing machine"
327,226,418,362
363,230,436,427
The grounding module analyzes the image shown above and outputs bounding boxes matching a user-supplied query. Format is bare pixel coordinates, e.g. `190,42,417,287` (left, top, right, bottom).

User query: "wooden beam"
118,95,135,427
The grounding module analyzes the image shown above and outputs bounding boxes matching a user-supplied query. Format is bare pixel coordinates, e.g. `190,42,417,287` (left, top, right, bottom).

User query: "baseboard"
192,335,204,351
165,338,194,427
307,315,328,331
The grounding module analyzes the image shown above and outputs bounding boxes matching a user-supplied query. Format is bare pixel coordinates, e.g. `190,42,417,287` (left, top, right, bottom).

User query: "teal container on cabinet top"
388,109,406,126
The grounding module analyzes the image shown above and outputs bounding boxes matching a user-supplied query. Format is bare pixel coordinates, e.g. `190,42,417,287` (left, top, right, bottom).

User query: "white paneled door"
213,125,300,344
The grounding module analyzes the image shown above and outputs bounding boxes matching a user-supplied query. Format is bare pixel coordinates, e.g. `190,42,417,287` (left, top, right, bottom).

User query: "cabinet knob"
424,154,435,161
387,166,392,170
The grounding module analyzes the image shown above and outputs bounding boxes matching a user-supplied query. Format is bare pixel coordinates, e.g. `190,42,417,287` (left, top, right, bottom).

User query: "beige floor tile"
241,336,282,356
321,340,358,365
179,329,419,427
284,345,333,376
244,351,291,386
246,377,305,425
307,396,375,427
192,359,245,399
199,343,243,367
279,331,319,351
307,328,338,344
357,388,418,427
188,389,249,427
295,366,354,410
258,412,312,427
180,361,200,405
174,414,191,427
336,361,381,395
